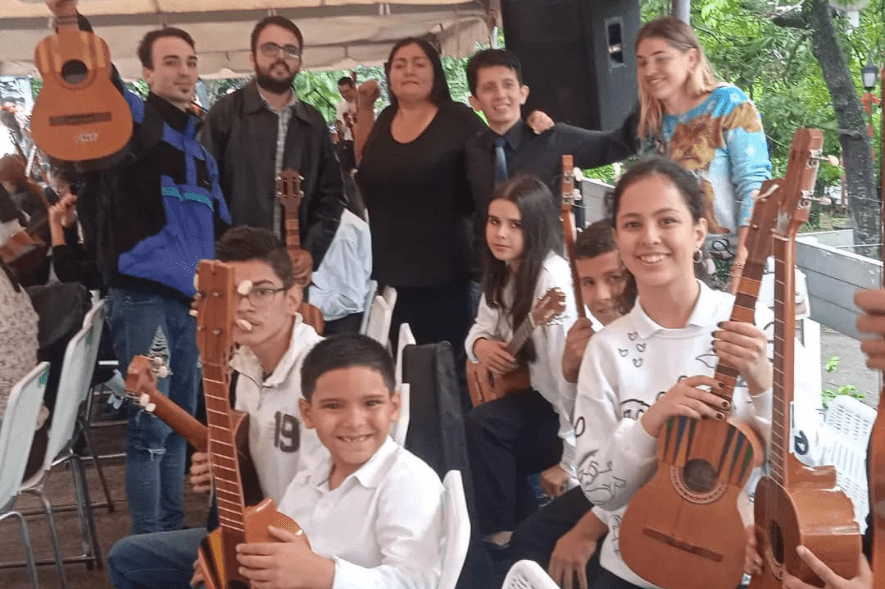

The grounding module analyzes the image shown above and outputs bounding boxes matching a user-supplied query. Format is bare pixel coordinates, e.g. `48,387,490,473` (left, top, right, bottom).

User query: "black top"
357,101,485,287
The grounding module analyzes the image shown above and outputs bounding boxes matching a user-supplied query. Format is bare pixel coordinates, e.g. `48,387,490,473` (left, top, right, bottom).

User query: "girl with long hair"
465,174,578,551
635,16,771,291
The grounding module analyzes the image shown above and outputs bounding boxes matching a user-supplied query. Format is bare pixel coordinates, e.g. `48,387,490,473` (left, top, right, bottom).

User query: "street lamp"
862,62,878,91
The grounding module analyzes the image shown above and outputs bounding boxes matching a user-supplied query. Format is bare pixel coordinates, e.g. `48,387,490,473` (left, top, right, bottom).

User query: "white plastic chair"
18,300,107,583
439,470,471,589
501,559,561,589
396,322,416,387
0,362,50,589
822,395,876,530
365,295,393,348
389,323,416,446
358,279,378,335
382,285,398,311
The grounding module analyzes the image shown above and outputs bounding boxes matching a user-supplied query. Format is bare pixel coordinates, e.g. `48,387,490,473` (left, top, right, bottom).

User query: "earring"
693,248,702,264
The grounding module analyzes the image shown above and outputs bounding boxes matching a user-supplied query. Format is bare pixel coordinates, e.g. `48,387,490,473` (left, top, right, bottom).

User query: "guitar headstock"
194,260,237,369
741,179,782,270
123,355,170,410
530,288,567,327
278,169,303,214
775,128,824,239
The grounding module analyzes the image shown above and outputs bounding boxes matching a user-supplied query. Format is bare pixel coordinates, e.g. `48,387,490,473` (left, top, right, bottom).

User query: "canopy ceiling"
1,1,498,79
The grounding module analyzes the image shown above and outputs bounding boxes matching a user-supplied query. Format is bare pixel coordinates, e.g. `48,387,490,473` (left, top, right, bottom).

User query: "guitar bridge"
641,528,723,562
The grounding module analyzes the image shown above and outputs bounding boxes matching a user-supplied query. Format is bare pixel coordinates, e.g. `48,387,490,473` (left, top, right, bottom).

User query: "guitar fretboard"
770,237,795,488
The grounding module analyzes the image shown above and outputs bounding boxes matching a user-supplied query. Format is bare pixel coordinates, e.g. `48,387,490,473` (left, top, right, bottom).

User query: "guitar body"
751,459,860,588
466,361,531,407
32,28,132,169
620,416,763,589
199,496,309,589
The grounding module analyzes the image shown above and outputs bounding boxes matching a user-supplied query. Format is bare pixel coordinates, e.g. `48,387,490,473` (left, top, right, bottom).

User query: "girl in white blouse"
465,174,578,550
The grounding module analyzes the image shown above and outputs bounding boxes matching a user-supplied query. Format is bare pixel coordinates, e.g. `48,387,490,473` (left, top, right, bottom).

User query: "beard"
255,61,297,94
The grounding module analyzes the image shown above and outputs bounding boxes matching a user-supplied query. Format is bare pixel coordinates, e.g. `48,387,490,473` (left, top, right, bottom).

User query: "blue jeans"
108,527,207,589
107,288,200,534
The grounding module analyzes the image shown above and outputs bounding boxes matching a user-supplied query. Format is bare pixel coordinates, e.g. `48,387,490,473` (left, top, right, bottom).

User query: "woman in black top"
357,37,485,369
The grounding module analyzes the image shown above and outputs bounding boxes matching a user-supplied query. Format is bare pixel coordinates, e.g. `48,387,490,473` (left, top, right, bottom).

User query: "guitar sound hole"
682,458,716,493
768,522,785,565
61,60,88,84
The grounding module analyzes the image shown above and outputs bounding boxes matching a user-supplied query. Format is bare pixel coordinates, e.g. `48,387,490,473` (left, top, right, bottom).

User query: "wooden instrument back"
31,15,132,169
193,261,307,589
749,128,860,589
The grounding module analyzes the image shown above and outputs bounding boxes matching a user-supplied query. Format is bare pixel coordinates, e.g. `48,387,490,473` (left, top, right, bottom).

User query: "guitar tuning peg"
146,402,157,413
193,273,200,290
138,393,150,407
157,365,170,379
237,280,253,296
188,309,198,318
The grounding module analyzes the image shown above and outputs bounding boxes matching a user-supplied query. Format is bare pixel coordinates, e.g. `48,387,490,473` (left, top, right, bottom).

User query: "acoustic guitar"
749,129,860,588
278,170,325,334
123,354,262,507
31,14,132,170
194,260,308,589
560,155,586,320
618,129,823,589
467,288,566,407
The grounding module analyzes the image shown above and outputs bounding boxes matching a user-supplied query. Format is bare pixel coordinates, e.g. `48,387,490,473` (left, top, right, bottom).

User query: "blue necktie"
494,136,508,186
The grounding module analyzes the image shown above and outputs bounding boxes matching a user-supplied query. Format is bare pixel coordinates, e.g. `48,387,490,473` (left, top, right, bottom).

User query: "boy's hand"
236,526,333,589
783,547,871,589
526,110,554,134
189,451,212,494
562,318,594,383
541,464,569,498
548,511,606,589
473,338,518,375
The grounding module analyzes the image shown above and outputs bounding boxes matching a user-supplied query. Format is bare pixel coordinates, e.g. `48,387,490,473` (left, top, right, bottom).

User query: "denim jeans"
108,527,207,589
107,288,200,534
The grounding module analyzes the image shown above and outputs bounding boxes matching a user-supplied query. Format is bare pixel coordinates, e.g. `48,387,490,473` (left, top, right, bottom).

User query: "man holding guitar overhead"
43,0,231,535
108,226,326,589
200,16,345,275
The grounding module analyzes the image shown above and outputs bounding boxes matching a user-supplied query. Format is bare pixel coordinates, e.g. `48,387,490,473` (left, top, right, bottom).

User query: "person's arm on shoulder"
559,107,639,170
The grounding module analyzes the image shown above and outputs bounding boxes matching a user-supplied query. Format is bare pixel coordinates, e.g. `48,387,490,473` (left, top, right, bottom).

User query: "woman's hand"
783,547,871,589
713,320,771,395
640,375,729,437
744,524,763,576
473,338,518,375
357,80,380,109
48,193,77,230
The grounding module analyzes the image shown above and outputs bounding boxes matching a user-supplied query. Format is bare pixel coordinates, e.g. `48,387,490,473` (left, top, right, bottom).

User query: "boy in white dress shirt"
228,334,445,589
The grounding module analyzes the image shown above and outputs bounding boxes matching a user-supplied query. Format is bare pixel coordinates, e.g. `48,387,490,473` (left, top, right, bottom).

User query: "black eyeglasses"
240,285,288,308
259,42,302,60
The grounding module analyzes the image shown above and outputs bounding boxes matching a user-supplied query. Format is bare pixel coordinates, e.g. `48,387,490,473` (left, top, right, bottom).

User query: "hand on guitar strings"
855,289,885,371
474,338,518,375
783,547,871,589
188,451,212,494
640,374,730,438
541,464,571,498
548,511,607,589
235,525,333,589
562,318,595,383
711,320,772,396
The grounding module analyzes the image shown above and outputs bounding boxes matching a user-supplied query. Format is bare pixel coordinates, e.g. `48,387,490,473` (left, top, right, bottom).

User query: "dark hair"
605,156,706,226
301,334,396,402
483,175,557,363
137,28,196,69
337,76,355,88
0,155,48,212
250,16,304,54
385,37,452,109
466,48,523,96
576,219,637,316
215,226,310,290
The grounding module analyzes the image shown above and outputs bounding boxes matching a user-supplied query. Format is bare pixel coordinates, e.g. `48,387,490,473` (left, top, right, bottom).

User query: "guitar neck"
560,155,586,319
505,314,535,357
771,235,797,489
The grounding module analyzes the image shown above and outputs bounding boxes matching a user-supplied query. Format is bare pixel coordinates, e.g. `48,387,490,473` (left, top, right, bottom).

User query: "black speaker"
501,0,640,131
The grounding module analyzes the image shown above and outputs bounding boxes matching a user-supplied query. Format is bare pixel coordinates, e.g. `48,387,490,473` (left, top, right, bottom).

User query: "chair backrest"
358,279,378,335
26,300,105,486
0,362,49,505
396,322,416,387
439,470,470,589
390,383,410,447
823,395,876,529
382,285,398,310
501,560,561,589
365,295,392,348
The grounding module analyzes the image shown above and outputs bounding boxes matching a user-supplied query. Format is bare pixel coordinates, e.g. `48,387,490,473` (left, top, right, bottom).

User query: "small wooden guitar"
467,288,566,407
194,260,308,589
560,155,586,320
750,129,860,589
123,354,263,506
278,170,325,334
31,14,132,169
619,129,824,589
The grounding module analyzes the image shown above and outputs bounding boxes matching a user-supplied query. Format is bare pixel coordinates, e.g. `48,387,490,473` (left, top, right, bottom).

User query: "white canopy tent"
1,0,499,79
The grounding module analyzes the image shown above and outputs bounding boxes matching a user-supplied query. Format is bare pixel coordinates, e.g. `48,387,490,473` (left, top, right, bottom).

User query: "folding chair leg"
35,490,69,589
77,416,115,512
12,511,41,589
69,457,103,570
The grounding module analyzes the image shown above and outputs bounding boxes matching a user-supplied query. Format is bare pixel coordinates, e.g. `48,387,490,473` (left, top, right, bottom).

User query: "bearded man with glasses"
201,16,345,282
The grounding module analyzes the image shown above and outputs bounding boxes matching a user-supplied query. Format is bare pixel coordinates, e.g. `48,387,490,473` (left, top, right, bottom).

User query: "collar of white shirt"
301,436,399,491
630,280,719,339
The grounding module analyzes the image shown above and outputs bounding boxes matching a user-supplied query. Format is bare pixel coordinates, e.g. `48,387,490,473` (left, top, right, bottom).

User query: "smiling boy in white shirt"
228,334,445,589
